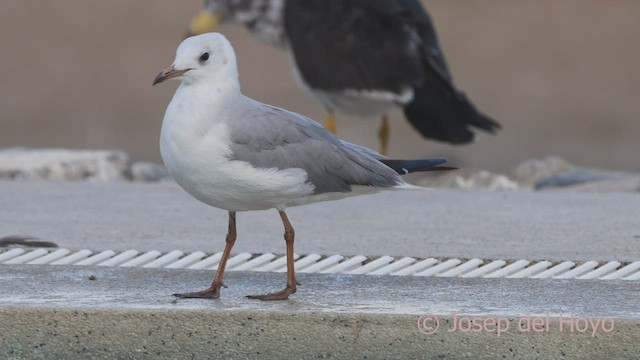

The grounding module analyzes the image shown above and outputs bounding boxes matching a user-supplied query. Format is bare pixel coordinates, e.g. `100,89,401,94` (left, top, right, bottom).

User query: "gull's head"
153,33,238,86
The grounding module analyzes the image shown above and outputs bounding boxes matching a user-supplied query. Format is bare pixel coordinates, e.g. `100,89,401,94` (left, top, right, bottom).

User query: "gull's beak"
153,66,191,86
186,11,223,38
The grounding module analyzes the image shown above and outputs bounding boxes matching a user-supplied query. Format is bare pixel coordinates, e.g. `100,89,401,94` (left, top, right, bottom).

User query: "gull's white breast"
159,86,314,212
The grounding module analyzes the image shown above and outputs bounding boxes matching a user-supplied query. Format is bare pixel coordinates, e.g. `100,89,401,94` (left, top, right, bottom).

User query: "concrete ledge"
1,265,638,359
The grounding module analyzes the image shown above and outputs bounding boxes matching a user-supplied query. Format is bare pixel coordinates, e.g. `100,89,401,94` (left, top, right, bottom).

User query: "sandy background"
0,1,638,172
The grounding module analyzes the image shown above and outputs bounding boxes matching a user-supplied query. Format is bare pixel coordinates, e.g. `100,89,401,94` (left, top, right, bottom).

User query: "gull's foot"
246,286,296,301
173,284,225,299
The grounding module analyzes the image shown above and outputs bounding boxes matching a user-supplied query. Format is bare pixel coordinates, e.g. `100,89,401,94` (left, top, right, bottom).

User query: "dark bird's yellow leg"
324,112,337,134
378,115,390,156
247,211,298,301
173,212,237,299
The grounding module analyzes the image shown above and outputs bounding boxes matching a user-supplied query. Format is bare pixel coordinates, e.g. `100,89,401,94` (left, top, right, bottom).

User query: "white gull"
153,33,452,300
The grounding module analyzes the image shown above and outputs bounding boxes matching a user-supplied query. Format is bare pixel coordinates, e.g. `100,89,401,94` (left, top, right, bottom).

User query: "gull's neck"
161,72,244,148
177,69,241,109
178,77,240,99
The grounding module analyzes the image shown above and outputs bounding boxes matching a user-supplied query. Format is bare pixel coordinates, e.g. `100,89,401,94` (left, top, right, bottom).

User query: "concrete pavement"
2,180,640,358
1,180,639,261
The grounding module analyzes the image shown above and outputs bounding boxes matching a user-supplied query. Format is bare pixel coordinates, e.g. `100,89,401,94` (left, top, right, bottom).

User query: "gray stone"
0,148,130,181
547,177,640,193
534,168,640,192
0,235,58,248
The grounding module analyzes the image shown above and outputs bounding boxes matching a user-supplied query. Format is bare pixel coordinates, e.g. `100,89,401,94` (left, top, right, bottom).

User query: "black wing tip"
424,157,447,167
473,112,502,133
381,157,455,175
424,165,458,172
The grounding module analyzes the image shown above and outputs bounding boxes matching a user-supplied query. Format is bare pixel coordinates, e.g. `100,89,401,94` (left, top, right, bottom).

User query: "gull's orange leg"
174,212,237,299
247,211,298,300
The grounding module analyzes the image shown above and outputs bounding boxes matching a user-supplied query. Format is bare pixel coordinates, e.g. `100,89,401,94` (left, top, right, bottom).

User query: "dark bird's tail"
403,82,501,144
380,157,455,175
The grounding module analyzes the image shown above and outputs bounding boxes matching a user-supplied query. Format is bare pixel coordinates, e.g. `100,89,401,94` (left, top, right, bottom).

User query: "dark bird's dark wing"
400,0,501,143
284,0,424,94
284,0,501,144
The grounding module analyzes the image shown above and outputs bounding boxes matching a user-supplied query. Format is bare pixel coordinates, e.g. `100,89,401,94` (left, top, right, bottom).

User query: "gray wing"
228,101,402,194
339,140,386,161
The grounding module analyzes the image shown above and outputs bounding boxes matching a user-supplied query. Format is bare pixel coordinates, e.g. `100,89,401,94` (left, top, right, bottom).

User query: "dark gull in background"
187,0,501,155
153,33,453,300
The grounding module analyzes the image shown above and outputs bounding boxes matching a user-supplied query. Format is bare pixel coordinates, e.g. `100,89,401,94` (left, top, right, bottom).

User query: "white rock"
511,157,575,187
469,170,520,191
418,170,519,191
130,162,169,182
0,148,130,181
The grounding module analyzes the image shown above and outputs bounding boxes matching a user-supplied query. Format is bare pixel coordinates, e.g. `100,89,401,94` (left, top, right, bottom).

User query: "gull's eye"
199,52,210,63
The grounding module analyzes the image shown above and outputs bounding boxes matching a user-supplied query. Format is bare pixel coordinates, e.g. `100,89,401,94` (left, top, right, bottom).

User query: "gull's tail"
380,157,456,175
